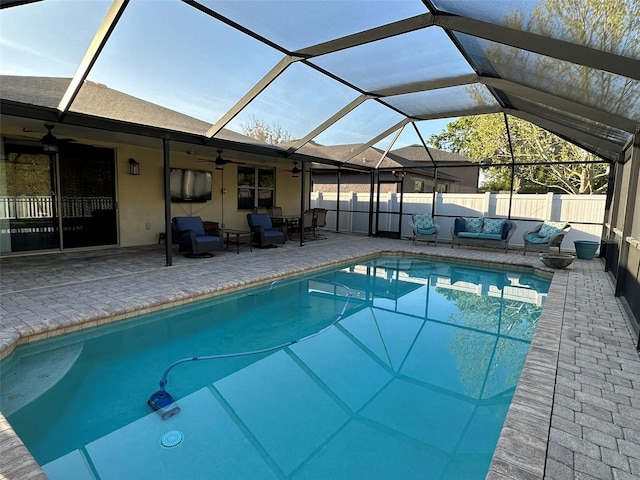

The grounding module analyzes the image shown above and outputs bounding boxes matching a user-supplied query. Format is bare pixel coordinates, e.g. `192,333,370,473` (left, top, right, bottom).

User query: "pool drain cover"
161,430,184,448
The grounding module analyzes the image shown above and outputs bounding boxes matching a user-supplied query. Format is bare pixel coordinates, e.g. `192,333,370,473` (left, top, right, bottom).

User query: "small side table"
202,221,219,236
219,228,253,254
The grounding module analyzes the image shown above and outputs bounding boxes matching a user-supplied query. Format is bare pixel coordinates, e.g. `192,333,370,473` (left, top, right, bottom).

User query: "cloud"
0,37,51,60
0,37,75,76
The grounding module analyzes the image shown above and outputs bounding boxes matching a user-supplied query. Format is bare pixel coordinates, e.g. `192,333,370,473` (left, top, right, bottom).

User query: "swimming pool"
0,255,550,479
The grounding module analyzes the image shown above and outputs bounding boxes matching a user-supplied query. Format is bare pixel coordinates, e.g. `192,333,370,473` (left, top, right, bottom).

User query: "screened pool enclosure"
1,2,640,480
0,2,638,332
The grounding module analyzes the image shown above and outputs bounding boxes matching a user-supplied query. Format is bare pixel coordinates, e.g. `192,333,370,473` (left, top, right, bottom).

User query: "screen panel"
455,33,640,122
433,0,640,61
199,0,428,51
310,27,474,92
79,1,281,130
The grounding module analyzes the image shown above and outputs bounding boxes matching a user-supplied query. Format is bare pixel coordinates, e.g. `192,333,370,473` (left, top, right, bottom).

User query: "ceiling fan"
16,124,76,152
279,160,301,177
41,124,59,152
198,150,236,169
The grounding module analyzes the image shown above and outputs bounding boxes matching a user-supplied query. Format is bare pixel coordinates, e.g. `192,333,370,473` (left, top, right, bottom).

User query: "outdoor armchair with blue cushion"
247,213,285,247
409,213,440,246
523,221,571,255
172,216,222,257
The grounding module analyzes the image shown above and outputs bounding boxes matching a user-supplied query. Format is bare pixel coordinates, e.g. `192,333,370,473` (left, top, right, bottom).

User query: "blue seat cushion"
192,235,220,247
454,217,466,235
458,232,502,241
525,233,550,244
262,230,283,239
417,226,437,235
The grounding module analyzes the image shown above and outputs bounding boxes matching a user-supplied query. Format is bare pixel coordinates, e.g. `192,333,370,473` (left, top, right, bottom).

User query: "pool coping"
486,269,566,479
0,241,623,479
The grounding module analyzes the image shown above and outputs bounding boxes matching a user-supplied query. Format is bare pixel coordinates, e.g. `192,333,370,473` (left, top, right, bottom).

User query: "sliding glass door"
0,141,117,254
58,144,117,248
0,145,60,253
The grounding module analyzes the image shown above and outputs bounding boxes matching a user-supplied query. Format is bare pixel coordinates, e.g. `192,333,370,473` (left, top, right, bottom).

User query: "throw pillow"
538,221,567,238
482,218,505,235
413,214,434,231
501,221,511,239
463,217,483,233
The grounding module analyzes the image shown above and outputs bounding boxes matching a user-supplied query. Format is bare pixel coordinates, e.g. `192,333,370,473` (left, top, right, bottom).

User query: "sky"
0,0,458,150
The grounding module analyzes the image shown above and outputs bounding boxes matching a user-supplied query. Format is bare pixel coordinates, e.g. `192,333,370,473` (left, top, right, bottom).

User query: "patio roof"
1,0,638,167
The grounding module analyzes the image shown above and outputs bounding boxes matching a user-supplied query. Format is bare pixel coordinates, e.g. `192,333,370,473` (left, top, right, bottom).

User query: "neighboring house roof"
382,144,478,168
291,142,476,174
1,76,474,178
288,141,384,167
0,75,273,147
312,165,461,183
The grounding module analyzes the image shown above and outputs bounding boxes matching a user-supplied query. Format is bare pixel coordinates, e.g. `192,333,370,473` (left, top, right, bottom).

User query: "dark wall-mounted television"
170,168,212,202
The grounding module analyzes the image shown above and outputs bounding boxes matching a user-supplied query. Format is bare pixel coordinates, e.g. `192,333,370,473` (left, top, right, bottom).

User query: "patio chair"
303,209,316,240
523,221,571,255
314,208,328,239
268,206,284,231
247,213,285,247
172,216,222,257
409,213,440,246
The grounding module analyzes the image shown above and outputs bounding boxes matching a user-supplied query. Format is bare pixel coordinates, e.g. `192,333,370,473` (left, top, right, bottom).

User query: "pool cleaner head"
148,390,180,420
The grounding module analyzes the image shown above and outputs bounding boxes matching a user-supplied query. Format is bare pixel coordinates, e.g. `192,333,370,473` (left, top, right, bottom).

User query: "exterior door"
0,145,60,253
0,141,117,254
58,144,117,248
375,177,404,239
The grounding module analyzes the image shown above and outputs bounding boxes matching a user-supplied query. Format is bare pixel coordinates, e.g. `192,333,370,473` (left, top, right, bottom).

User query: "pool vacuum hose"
148,280,352,419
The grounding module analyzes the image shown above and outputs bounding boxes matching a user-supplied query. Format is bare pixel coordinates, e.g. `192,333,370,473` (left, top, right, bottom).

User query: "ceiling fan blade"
277,162,301,176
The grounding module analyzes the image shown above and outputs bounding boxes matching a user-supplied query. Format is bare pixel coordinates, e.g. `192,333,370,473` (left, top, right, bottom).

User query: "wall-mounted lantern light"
129,158,140,175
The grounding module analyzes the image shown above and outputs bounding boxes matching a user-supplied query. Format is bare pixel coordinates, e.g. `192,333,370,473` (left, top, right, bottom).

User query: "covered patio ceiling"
1,0,638,169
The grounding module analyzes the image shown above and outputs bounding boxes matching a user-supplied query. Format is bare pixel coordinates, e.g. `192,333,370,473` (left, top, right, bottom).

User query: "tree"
430,0,639,194
240,115,292,145
430,114,609,193
1,153,51,196
435,283,544,399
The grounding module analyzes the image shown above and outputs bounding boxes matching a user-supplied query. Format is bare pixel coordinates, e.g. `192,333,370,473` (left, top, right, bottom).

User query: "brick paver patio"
1,233,638,479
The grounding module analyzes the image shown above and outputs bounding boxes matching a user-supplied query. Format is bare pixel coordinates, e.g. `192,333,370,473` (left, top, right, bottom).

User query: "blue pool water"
0,256,550,479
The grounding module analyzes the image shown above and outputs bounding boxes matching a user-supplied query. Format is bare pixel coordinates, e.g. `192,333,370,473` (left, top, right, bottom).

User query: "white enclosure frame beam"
205,55,301,139
57,0,129,119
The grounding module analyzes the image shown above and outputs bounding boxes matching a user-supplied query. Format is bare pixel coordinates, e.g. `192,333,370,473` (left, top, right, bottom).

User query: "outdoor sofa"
451,216,516,253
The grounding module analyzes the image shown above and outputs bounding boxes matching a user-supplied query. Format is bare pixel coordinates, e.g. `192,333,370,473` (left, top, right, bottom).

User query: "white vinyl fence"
312,192,606,252
0,196,114,220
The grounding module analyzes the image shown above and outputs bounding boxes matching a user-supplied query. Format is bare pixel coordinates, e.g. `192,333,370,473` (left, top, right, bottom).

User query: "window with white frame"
237,165,275,210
